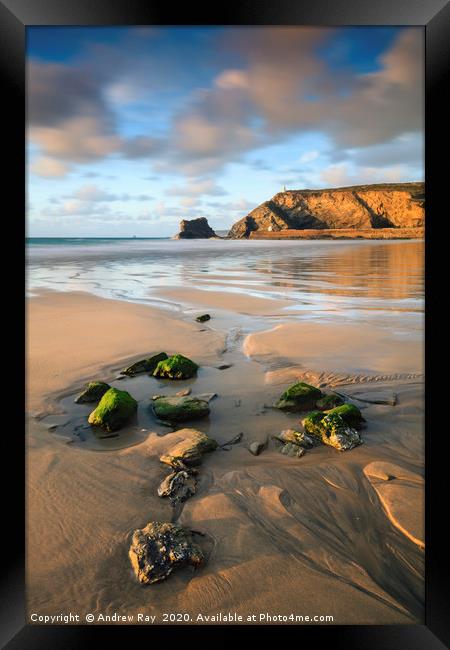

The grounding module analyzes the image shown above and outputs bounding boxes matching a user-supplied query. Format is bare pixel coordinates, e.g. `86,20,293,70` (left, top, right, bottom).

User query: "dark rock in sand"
121,352,168,377
129,521,204,584
152,395,210,423
280,442,306,458
88,387,137,432
159,429,218,469
249,439,268,456
153,354,199,380
275,381,323,412
158,470,198,505
196,314,211,322
74,381,110,404
277,429,317,449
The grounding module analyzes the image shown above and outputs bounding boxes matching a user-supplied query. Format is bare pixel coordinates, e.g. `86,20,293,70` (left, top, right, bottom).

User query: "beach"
26,238,424,624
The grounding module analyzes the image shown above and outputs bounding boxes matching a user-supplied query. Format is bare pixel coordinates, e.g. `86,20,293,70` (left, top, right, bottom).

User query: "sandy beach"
26,239,424,625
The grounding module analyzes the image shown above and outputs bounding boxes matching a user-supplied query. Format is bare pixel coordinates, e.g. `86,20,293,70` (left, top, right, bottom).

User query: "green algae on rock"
275,381,323,412
152,395,210,423
160,429,218,469
326,403,364,427
74,381,110,404
129,521,203,585
302,411,362,451
153,354,199,380
121,352,168,377
88,387,137,432
315,393,344,410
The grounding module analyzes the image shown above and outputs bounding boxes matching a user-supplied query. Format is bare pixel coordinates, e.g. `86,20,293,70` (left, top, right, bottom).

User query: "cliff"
228,182,424,239
174,217,218,239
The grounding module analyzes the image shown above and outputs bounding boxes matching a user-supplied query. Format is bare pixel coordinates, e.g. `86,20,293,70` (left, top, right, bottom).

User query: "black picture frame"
3,0,449,647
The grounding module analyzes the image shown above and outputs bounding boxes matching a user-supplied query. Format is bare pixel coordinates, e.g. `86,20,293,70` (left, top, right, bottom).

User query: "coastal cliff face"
174,217,217,239
228,183,424,238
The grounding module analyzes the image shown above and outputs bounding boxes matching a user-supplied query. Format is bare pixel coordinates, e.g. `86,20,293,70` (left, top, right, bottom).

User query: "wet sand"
26,287,424,624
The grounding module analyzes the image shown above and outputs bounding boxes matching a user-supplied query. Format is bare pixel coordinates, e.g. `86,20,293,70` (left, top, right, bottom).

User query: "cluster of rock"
272,381,365,453
73,356,368,586
74,351,219,585
74,353,202,433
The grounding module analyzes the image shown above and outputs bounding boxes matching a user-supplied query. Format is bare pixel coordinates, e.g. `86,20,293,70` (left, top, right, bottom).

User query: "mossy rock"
121,352,168,377
318,413,362,451
302,410,362,451
315,393,344,410
160,429,218,469
153,354,199,380
88,387,137,432
75,381,110,404
274,382,323,412
152,396,210,423
196,314,211,323
301,411,325,439
326,403,364,428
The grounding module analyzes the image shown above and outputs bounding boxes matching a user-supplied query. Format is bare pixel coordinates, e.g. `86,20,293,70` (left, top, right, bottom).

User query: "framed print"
1,0,449,647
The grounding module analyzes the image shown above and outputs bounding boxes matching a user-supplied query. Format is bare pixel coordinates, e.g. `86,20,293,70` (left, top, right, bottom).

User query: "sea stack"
174,217,218,239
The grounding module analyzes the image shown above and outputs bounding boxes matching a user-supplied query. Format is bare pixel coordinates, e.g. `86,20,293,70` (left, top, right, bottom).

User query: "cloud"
27,27,424,198
167,178,228,197
30,157,69,177
28,60,162,173
320,162,421,187
164,28,423,176
61,184,152,203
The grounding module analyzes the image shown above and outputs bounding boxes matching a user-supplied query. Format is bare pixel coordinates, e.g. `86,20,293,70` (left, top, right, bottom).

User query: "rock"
249,439,267,456
280,443,306,458
216,363,232,370
228,183,425,238
315,393,344,410
153,354,199,380
176,388,192,397
74,381,110,404
88,387,137,432
219,432,243,450
196,314,211,322
274,381,323,412
121,352,168,377
129,521,204,584
303,411,362,451
158,470,198,505
278,429,316,449
363,462,424,549
325,403,365,428
174,217,218,240
152,395,210,423
159,429,218,469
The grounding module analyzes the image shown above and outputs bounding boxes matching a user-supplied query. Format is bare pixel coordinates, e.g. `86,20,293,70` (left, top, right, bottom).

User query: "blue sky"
27,26,424,237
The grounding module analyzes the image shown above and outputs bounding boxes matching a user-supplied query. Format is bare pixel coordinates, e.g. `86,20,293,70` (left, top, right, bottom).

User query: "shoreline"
26,287,424,623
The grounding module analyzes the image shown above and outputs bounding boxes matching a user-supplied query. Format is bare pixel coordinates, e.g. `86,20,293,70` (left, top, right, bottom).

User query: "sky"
26,26,424,237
